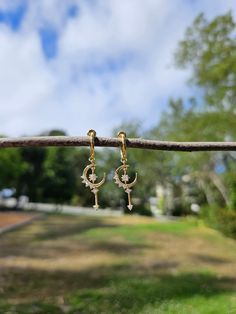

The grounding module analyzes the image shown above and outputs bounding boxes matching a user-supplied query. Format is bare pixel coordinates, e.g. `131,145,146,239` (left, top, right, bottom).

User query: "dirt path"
0,212,41,232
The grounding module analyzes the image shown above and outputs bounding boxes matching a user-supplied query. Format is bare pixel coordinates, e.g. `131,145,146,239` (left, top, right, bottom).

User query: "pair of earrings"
81,129,138,210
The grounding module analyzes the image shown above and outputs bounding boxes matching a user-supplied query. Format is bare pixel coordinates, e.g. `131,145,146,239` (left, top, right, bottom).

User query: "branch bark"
0,136,236,151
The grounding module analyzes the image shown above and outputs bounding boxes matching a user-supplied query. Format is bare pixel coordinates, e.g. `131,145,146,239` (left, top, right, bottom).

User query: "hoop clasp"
118,131,127,164
87,129,96,162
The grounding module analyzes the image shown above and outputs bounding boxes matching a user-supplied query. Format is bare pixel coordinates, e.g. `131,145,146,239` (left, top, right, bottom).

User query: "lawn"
0,213,236,313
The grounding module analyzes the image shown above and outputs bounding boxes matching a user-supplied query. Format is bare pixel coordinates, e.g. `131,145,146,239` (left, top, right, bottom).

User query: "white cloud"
0,26,56,134
0,0,235,136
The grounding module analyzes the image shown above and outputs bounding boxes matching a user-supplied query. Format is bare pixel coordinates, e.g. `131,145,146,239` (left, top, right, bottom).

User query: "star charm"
89,173,97,183
121,174,130,183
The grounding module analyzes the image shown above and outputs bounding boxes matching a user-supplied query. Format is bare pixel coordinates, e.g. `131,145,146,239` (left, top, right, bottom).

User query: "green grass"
0,214,236,313
77,218,199,245
83,219,197,237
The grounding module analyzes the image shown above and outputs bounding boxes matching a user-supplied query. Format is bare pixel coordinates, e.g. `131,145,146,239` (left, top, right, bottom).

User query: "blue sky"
0,0,235,136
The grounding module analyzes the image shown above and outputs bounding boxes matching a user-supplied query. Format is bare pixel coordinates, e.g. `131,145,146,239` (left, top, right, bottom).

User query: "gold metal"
114,131,138,210
117,131,127,163
81,130,106,209
87,129,96,162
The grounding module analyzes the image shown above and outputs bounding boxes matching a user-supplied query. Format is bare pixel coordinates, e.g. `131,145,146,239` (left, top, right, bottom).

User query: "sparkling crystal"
89,173,97,183
121,174,130,183
125,188,132,193
92,188,98,194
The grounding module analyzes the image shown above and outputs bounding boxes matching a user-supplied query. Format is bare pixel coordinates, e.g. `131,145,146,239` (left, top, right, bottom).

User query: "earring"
113,131,137,210
81,129,106,209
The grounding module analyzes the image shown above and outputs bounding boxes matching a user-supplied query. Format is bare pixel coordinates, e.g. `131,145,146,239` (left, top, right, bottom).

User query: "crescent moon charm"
113,164,137,210
81,163,106,209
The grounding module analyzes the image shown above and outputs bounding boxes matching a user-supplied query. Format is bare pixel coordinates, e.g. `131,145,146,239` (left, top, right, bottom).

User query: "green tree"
147,12,236,229
0,147,25,190
174,12,236,206
175,12,236,110
18,147,47,201
42,147,77,204
17,129,67,202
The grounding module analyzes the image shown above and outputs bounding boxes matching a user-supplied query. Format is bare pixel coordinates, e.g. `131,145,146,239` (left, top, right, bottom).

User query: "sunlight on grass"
79,219,199,243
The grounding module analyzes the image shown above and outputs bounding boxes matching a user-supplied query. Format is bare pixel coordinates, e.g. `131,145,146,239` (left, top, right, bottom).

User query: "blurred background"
0,0,236,313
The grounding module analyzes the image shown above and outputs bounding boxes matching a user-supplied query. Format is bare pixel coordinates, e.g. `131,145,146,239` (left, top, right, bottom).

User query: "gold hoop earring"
113,131,138,210
81,129,106,209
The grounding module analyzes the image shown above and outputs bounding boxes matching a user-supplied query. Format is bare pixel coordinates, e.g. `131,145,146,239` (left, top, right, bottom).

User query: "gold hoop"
87,129,96,162
118,131,127,164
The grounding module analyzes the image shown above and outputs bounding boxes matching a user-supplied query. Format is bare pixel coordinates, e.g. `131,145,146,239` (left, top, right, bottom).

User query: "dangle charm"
81,129,106,209
113,131,138,210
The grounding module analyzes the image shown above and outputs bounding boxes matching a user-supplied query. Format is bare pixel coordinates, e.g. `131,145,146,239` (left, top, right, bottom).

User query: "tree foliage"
0,147,24,190
175,12,236,110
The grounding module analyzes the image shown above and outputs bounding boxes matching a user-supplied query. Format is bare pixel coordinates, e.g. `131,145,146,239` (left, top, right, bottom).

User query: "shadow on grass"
0,214,161,260
1,264,236,313
88,241,153,254
0,234,153,261
0,217,121,258
192,253,230,265
36,217,118,241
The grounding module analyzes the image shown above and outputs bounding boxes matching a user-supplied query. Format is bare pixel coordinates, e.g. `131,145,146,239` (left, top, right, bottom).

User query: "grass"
0,213,236,313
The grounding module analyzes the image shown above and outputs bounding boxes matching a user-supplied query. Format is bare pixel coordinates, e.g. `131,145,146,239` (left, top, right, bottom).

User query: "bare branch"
0,136,236,152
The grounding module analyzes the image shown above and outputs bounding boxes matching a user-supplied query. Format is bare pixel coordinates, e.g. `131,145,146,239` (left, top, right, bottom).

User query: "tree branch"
0,136,236,151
